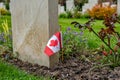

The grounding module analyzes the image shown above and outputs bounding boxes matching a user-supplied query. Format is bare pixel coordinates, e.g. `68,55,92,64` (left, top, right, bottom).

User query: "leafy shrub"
66,11,73,18
59,11,73,18
88,4,117,19
5,2,9,10
60,27,88,58
59,13,67,18
71,14,120,68
0,20,12,49
81,13,90,19
0,19,12,59
0,8,10,15
73,8,81,18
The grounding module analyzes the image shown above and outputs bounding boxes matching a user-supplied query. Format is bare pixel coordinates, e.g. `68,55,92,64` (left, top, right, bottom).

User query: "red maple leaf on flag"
49,40,58,47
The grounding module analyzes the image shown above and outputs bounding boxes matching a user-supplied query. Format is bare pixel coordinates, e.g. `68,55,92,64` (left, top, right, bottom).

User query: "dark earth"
1,53,120,80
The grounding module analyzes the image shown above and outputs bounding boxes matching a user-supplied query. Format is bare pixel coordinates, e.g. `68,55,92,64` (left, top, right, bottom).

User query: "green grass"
0,15,11,27
59,18,120,49
0,15,11,33
0,59,50,80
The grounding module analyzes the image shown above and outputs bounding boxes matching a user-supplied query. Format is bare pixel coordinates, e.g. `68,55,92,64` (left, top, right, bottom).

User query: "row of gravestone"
58,0,74,15
9,0,120,68
1,0,120,15
0,0,74,15
82,0,118,14
1,0,75,15
58,0,120,15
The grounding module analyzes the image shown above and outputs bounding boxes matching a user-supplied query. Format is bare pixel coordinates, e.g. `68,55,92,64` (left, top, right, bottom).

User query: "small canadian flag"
44,32,62,56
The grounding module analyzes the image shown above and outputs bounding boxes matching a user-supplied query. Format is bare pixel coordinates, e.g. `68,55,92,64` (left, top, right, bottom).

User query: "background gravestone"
102,2,110,7
10,0,59,68
82,3,89,14
0,2,5,9
58,4,65,15
66,0,75,11
118,0,120,15
89,0,98,9
82,0,98,14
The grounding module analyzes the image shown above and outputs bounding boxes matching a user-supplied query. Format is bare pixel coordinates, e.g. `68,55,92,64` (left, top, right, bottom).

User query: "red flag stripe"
44,46,54,56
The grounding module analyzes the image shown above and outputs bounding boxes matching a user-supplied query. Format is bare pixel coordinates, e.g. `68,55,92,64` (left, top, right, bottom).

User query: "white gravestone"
82,4,89,14
82,0,99,14
66,0,75,11
117,0,120,15
111,4,117,8
58,4,61,14
61,6,65,13
102,2,110,7
0,2,5,9
10,0,59,68
89,0,98,9
58,4,65,15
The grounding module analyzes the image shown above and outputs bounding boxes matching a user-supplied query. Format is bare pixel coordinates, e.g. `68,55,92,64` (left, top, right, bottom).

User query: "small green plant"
0,8,10,15
0,19,12,57
1,20,11,46
81,13,90,19
73,8,81,18
66,11,73,18
59,13,67,18
71,13,120,68
60,27,88,60
5,2,9,10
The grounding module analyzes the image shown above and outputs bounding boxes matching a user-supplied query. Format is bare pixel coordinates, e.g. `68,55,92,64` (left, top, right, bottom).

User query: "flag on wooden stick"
44,32,62,56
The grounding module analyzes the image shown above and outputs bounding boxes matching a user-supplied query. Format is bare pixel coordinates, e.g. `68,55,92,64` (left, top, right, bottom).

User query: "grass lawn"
0,59,50,80
59,18,120,49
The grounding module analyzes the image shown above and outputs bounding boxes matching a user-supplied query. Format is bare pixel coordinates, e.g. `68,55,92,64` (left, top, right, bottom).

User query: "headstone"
0,2,5,9
82,3,89,14
89,0,98,9
117,0,120,14
111,4,117,8
10,0,59,68
82,0,99,14
58,4,61,14
58,4,65,15
60,6,65,13
9,2,12,12
66,0,75,11
89,0,98,4
102,2,110,7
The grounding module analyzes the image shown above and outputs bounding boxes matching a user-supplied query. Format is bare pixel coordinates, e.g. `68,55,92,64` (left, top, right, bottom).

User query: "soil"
1,53,120,80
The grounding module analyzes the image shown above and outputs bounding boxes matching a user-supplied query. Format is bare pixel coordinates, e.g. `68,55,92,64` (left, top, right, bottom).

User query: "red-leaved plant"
71,13,120,68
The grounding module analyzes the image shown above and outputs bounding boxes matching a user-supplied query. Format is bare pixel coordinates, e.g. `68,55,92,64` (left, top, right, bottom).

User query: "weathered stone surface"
10,0,59,68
